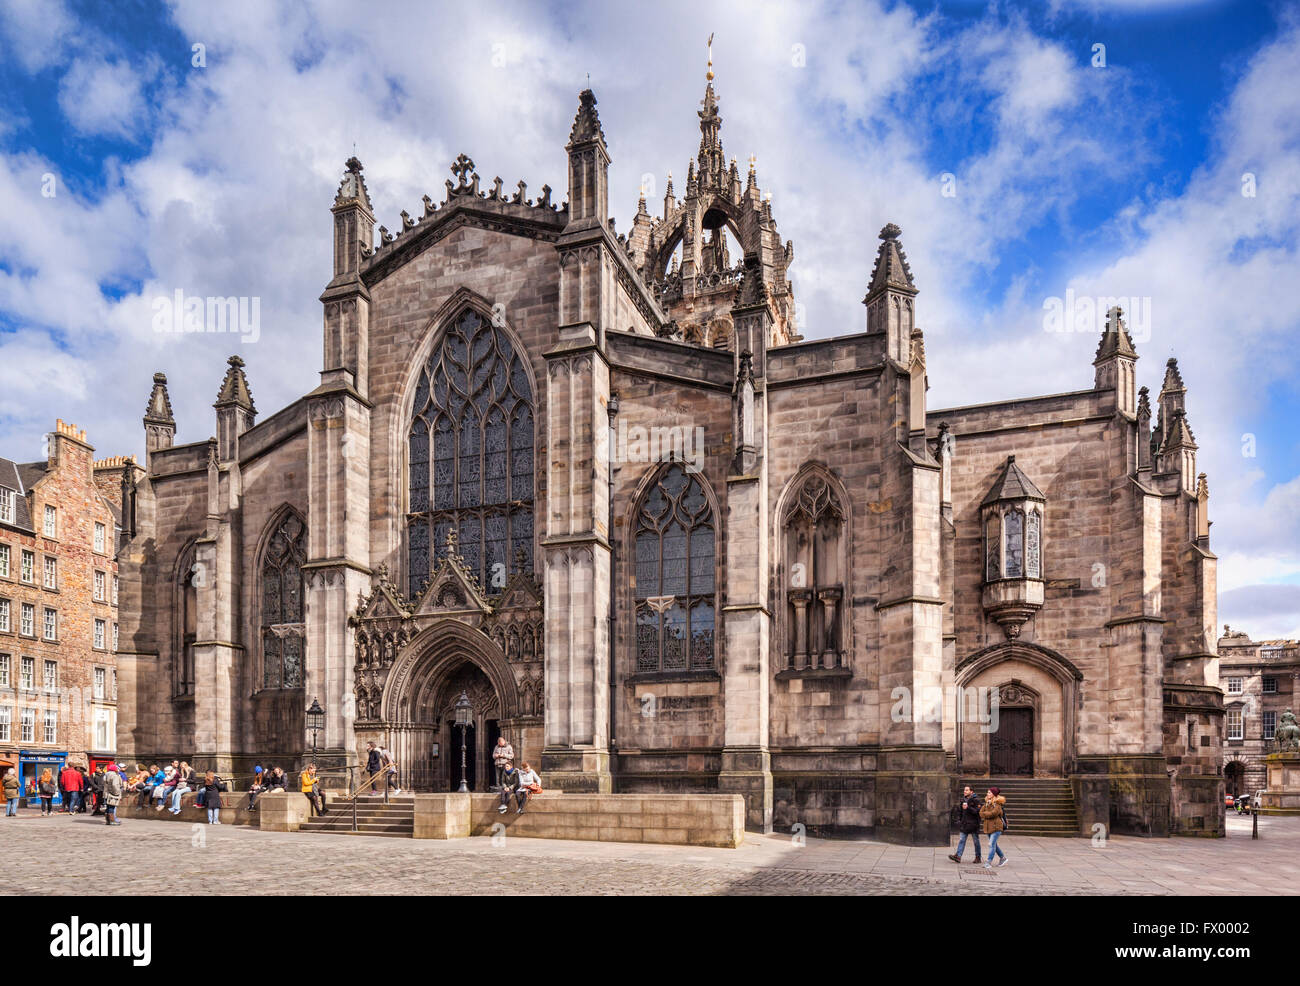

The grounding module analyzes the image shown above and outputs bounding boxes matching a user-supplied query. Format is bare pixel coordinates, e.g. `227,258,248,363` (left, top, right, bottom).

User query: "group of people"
1,762,127,824
950,785,1009,870
492,737,541,814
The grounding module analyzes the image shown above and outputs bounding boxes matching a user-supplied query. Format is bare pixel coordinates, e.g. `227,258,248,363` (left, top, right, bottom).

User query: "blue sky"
0,0,1297,637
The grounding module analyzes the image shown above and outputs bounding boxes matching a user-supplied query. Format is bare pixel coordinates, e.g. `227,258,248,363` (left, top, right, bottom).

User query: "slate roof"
980,454,1047,507
0,456,36,532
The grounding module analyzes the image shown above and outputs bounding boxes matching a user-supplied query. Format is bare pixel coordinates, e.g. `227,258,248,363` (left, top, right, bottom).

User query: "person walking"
980,787,1009,870
380,746,401,794
3,767,19,816
88,766,104,815
101,763,123,826
37,768,56,816
365,742,383,795
492,736,514,791
201,772,226,824
948,784,983,865
60,762,83,813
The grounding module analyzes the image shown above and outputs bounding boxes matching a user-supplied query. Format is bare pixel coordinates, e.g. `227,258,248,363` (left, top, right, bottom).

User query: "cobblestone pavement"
1,811,1295,895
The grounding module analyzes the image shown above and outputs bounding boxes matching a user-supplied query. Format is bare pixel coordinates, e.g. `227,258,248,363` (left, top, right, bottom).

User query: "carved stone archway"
377,619,520,791
955,642,1083,777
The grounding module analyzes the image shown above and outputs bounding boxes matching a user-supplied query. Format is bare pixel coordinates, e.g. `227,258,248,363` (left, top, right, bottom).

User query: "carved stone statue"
1275,709,1300,751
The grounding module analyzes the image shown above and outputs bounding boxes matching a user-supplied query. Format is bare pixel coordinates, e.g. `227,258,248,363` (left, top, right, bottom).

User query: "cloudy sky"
0,0,1296,638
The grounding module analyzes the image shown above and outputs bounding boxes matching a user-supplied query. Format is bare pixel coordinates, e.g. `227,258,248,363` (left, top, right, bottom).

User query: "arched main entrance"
379,619,519,793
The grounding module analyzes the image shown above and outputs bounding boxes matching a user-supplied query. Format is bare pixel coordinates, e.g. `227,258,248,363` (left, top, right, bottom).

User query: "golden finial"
706,32,714,81
748,154,756,172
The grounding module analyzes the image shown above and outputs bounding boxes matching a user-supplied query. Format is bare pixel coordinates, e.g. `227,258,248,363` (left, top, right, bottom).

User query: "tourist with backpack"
101,764,123,826
948,784,983,864
980,787,1009,869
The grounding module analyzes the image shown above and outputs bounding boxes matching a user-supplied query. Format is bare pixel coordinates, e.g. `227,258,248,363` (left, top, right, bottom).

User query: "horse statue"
1275,709,1300,751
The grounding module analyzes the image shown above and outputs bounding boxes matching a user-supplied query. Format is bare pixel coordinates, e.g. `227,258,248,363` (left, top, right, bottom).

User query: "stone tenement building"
114,63,1224,842
1218,627,1300,798
0,420,124,795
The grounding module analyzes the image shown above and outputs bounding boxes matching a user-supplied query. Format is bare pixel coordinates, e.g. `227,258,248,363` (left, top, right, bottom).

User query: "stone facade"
0,420,123,788
1218,628,1300,798
114,65,1224,842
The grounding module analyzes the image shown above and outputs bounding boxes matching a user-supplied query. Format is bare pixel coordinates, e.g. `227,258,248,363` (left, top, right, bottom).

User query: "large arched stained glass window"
408,309,534,594
634,464,716,673
261,512,306,689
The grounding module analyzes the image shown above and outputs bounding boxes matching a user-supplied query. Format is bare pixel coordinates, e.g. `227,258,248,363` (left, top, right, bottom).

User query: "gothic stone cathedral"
113,73,1225,843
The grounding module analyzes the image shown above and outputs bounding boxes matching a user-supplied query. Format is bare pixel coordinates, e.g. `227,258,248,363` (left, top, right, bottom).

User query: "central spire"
698,33,724,190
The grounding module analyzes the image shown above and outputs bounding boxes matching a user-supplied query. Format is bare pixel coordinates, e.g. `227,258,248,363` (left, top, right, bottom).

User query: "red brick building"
0,419,126,803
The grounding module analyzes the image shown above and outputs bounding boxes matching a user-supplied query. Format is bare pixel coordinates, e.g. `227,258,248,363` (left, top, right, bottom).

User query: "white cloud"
0,0,74,73
57,55,154,139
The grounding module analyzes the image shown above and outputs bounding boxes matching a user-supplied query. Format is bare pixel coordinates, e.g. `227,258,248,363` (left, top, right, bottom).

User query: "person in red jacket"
59,763,84,813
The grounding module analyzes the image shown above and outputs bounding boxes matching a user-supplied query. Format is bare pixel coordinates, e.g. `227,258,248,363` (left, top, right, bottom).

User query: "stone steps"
959,778,1081,837
298,798,415,837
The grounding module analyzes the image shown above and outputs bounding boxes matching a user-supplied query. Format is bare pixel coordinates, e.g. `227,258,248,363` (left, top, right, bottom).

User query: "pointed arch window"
261,513,306,689
634,464,716,673
408,309,534,594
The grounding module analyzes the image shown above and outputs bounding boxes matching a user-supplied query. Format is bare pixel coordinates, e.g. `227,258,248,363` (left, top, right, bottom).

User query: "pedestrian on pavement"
948,784,983,865
102,763,123,826
380,746,401,794
498,762,522,814
37,768,56,815
59,762,83,813
88,765,104,815
3,767,19,816
980,787,1009,870
75,765,91,812
493,736,514,790
202,772,226,824
365,742,383,794
301,764,325,816
246,766,266,811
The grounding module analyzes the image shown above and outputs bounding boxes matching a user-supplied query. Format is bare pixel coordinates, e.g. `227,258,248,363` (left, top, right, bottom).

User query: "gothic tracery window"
782,474,848,670
261,513,306,689
408,309,534,593
634,464,716,673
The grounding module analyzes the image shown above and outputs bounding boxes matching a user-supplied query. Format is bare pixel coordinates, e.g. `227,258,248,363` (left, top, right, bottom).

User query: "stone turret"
864,223,917,367
565,89,609,231
1094,305,1138,416
213,355,256,463
143,371,175,454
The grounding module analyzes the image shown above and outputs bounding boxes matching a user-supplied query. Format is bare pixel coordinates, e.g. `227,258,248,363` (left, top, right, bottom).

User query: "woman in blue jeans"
979,787,1008,869
3,768,19,815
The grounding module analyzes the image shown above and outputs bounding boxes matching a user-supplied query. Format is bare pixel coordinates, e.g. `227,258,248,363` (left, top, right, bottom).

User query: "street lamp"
306,697,325,768
454,690,473,793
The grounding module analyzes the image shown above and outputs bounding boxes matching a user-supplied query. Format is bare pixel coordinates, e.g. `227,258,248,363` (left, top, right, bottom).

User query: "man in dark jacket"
948,785,983,864
88,767,104,815
365,742,383,795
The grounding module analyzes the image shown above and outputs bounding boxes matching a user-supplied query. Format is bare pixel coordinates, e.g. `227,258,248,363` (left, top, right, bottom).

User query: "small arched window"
633,464,716,673
261,512,306,689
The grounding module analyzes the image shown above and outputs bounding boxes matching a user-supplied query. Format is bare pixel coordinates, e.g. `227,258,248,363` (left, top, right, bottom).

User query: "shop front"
19,750,67,809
